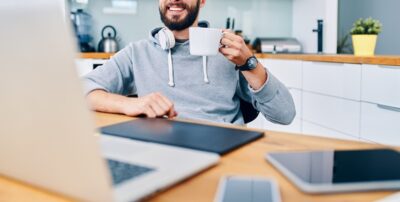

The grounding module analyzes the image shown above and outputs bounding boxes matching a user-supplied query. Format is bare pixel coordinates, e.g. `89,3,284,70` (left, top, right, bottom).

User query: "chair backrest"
240,99,260,124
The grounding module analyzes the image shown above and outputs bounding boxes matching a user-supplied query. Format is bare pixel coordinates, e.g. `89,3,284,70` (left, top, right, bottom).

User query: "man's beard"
159,0,200,31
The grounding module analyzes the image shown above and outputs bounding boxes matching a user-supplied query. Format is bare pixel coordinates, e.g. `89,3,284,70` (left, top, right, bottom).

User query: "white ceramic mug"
189,27,223,56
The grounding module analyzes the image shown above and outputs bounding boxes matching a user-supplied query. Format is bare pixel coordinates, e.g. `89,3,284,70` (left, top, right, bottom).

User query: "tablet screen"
268,149,400,184
101,119,263,155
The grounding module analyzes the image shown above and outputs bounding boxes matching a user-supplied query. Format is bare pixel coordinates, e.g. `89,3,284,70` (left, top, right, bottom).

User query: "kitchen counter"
80,52,114,59
79,52,400,66
255,53,400,66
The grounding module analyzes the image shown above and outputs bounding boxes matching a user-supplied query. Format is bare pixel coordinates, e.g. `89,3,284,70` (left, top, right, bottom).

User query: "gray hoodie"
83,27,295,125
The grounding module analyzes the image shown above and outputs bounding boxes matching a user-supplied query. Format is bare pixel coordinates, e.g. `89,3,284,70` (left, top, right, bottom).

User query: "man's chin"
167,14,187,22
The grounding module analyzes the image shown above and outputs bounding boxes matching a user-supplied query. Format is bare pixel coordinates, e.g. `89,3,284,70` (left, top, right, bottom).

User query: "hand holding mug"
219,29,253,66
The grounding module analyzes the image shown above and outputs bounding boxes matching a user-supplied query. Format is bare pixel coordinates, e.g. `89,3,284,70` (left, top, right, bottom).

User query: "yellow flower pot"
352,35,378,56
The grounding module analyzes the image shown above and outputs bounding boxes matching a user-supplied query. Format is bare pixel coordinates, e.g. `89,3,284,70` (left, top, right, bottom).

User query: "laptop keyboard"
107,159,154,185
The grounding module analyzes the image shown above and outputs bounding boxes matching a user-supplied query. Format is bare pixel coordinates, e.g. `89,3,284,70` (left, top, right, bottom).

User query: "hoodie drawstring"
168,49,174,87
202,56,209,83
167,54,209,87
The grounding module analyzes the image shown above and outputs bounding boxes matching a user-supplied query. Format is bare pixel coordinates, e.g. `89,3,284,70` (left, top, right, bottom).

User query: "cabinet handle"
378,65,398,70
377,104,400,112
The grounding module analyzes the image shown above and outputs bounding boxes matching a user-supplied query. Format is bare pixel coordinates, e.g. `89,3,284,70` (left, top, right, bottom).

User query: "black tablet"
266,149,400,193
101,119,263,155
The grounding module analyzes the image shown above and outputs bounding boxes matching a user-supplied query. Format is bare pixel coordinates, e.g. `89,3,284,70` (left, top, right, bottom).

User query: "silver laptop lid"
0,1,113,201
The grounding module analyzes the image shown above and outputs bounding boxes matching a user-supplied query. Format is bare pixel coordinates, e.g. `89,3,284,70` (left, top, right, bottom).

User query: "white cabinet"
263,89,302,133
302,120,359,141
251,59,303,134
263,117,302,134
302,62,361,101
359,64,400,146
360,102,400,146
302,92,360,137
75,59,108,77
254,58,399,146
361,64,400,108
260,59,302,89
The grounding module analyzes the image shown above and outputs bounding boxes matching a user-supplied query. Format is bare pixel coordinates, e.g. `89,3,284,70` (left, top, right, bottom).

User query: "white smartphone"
214,176,281,202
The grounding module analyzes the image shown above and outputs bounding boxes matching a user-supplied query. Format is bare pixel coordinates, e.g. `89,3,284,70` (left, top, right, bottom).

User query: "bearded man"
83,0,296,125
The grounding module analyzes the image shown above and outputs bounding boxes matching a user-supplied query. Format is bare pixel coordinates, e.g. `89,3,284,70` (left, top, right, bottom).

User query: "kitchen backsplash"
68,0,293,49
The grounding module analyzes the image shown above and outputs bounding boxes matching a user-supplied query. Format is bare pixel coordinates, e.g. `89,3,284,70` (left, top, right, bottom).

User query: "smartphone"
214,176,281,202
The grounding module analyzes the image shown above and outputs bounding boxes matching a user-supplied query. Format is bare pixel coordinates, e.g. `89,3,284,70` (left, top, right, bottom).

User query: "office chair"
240,99,259,124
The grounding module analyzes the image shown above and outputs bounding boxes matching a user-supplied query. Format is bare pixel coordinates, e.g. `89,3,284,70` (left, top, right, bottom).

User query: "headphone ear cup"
165,28,175,49
158,29,168,50
158,28,175,50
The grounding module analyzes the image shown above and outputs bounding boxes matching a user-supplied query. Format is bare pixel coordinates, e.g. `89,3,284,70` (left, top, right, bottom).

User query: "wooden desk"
0,112,397,202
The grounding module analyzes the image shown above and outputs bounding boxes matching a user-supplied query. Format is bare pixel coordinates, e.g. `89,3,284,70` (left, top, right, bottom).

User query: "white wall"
292,0,338,54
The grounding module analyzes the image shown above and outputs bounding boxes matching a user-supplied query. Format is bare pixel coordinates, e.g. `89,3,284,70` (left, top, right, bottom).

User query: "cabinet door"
264,117,302,134
360,102,400,146
259,59,302,89
362,64,400,108
75,59,93,77
302,92,360,137
302,120,359,141
302,62,361,101
258,89,302,134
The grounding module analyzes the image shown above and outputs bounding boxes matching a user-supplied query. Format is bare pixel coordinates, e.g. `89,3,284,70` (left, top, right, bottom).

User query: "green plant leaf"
350,17,382,35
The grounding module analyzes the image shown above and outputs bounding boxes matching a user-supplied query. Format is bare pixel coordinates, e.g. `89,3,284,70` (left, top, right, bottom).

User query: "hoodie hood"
150,27,163,47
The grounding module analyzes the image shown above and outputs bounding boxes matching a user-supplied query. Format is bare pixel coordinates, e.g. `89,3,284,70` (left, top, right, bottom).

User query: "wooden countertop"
80,52,400,66
256,53,400,66
0,112,398,202
80,52,114,59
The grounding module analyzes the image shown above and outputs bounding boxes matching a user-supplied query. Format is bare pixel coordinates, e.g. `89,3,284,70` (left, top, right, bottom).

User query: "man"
84,0,296,125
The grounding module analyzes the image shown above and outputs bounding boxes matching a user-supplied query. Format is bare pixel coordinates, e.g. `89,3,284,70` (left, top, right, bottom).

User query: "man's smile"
166,3,187,16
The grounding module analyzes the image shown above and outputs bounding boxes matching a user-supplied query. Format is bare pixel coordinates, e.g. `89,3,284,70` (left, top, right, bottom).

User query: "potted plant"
350,17,382,56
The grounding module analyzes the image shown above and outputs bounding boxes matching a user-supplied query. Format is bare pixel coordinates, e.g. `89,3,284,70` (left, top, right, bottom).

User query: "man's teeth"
169,7,184,11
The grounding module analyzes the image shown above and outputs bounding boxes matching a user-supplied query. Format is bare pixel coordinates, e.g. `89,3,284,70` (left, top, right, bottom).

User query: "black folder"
100,119,263,155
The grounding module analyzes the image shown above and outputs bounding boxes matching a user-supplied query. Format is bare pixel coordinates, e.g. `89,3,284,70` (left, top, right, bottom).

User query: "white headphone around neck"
158,27,209,87
158,28,176,87
158,28,175,50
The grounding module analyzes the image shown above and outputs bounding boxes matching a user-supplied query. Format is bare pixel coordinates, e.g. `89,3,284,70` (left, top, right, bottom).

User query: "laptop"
0,1,219,202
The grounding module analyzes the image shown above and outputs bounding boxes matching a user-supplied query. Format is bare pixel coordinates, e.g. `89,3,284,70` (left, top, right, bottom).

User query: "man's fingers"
154,96,170,113
140,92,177,118
156,93,174,111
219,47,240,57
220,38,241,49
149,101,167,117
144,106,157,118
222,31,242,43
168,108,176,118
155,93,177,118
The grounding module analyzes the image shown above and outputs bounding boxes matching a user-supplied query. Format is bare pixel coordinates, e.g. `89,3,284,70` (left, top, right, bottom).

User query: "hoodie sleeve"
82,45,136,96
236,69,296,125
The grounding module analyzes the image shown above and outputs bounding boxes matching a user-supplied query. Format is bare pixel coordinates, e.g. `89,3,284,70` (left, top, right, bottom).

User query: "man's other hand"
122,92,177,118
